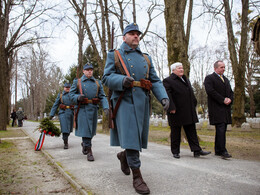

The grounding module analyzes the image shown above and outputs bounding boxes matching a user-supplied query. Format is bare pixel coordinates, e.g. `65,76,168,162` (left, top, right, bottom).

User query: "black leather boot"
86,147,94,161
64,139,68,149
117,150,130,175
81,143,88,155
132,168,150,194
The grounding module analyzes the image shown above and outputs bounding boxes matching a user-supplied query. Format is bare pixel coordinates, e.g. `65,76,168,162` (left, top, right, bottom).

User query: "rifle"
108,22,115,129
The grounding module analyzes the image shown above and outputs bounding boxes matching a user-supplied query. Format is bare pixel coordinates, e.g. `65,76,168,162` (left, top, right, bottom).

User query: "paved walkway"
21,121,260,195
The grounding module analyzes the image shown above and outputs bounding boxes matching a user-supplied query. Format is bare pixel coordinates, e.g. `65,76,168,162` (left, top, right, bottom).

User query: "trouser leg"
125,149,141,169
170,125,181,154
62,133,70,149
183,123,201,152
215,123,227,154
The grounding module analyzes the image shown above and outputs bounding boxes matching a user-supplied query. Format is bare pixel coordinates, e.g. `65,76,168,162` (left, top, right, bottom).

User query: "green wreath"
37,118,61,137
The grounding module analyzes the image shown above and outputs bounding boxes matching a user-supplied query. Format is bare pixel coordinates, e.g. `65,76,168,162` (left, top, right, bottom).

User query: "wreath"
36,118,61,137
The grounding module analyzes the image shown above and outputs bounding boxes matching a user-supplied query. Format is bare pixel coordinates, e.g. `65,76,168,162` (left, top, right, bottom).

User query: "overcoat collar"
81,74,96,82
62,91,68,95
120,42,142,53
170,73,187,83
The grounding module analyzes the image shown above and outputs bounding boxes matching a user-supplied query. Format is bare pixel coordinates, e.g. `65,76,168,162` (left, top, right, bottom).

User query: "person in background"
10,109,17,127
70,63,109,161
102,23,169,194
16,107,24,127
49,83,74,149
204,60,233,159
163,62,211,159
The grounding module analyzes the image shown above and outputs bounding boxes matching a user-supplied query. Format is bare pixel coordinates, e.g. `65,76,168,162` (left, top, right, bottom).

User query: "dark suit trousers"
215,123,228,154
170,123,201,154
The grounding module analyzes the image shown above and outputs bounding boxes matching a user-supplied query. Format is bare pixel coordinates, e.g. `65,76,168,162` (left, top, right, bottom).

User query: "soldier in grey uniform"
102,23,169,194
49,83,74,149
70,63,109,161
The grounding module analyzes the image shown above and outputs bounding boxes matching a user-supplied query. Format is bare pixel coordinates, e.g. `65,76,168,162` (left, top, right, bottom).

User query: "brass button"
131,65,133,68
133,89,136,92
132,73,135,76
128,59,131,61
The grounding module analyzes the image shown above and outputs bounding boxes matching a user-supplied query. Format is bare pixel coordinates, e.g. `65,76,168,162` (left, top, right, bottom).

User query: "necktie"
220,75,224,82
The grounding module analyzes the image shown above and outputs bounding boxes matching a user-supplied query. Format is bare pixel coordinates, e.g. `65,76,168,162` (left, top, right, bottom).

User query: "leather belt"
132,79,152,91
81,98,100,105
59,104,74,110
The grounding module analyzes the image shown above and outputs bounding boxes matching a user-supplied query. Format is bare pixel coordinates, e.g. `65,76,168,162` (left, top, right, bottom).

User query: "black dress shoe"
215,152,222,156
194,150,211,157
173,153,180,159
221,152,232,159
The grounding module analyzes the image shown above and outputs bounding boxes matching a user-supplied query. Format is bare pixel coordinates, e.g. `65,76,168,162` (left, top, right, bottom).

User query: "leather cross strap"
115,50,131,77
112,50,132,119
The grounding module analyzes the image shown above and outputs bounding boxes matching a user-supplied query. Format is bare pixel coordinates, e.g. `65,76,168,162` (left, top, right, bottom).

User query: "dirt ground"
0,128,79,194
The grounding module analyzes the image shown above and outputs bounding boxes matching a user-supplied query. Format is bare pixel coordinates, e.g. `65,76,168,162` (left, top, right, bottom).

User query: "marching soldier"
69,63,109,161
102,23,169,194
49,83,74,149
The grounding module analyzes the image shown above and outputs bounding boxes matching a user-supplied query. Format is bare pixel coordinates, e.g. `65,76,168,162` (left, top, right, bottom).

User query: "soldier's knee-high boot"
86,147,94,161
117,150,130,175
132,168,150,194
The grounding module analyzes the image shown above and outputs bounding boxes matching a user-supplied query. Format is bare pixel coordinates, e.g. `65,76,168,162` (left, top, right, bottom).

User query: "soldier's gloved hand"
103,109,109,117
161,98,170,111
123,76,134,88
77,95,85,102
49,116,53,120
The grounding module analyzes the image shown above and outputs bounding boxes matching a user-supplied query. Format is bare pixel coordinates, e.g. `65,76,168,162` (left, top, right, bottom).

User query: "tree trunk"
0,51,9,130
223,0,247,127
164,0,191,76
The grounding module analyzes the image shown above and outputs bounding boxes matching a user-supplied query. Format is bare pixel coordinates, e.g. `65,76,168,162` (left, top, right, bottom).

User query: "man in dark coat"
10,109,17,127
204,60,233,159
163,62,211,159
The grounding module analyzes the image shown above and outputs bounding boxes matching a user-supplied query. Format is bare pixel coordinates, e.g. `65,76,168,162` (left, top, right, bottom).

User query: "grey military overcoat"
50,91,74,134
69,75,109,138
102,42,168,151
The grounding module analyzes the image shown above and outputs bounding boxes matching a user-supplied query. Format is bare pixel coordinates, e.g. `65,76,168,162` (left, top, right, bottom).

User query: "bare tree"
164,0,193,76
0,1,58,130
19,44,63,120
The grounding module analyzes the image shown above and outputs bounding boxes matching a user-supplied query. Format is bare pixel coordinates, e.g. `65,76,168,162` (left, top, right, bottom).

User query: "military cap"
83,63,94,70
64,83,71,88
123,23,142,36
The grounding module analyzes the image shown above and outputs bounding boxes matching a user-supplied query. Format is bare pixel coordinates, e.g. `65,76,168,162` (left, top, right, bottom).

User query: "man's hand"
170,110,176,114
77,95,85,102
123,76,134,88
224,98,231,105
161,98,170,111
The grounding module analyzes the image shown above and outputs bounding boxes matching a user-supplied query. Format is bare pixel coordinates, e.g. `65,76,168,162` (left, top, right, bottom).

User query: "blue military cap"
123,23,142,36
83,63,94,70
64,83,71,88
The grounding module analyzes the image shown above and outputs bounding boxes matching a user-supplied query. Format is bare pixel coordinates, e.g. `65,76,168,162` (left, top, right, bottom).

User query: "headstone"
241,122,251,130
